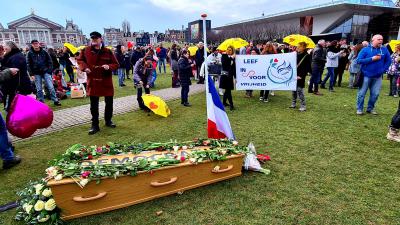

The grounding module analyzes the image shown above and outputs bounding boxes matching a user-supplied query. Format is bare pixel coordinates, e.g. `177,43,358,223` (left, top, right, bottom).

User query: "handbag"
353,70,364,88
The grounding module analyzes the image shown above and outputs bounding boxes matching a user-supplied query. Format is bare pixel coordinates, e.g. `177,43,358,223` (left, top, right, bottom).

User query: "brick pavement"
11,84,205,142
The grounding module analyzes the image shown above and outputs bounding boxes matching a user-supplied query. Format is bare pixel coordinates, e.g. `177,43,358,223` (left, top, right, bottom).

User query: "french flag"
207,75,235,140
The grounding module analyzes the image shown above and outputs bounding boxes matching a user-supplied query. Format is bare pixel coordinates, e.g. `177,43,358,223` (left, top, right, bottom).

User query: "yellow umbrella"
142,94,171,118
389,40,400,51
283,34,315,49
188,46,198,56
64,43,78,54
217,38,249,51
77,45,87,51
106,46,113,50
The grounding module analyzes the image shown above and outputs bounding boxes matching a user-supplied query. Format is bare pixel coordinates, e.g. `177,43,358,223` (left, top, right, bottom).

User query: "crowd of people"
0,31,400,170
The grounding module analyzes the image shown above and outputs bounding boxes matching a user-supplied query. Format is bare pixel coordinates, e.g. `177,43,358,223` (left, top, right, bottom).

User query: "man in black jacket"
27,40,61,106
308,39,326,95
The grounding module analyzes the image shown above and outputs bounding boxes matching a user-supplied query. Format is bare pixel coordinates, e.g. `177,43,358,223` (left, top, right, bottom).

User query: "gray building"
215,0,400,43
0,12,85,48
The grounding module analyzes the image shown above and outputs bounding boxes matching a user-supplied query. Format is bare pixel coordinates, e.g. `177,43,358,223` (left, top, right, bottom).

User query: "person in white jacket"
321,40,344,92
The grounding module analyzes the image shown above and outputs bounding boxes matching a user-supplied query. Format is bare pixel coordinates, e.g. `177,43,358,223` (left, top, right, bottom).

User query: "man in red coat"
77,31,119,135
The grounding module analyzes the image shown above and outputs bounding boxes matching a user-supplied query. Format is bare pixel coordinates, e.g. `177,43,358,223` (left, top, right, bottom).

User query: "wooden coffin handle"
73,192,107,202
212,165,233,173
150,177,178,187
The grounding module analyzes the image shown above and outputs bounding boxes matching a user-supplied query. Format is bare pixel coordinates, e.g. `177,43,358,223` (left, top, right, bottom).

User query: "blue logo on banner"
267,58,293,85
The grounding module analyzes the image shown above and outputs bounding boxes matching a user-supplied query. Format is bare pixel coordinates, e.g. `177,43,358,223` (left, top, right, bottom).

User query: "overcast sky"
1,0,340,35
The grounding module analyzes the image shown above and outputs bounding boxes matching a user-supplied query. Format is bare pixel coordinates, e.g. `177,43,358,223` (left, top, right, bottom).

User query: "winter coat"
325,48,341,68
1,48,32,96
348,50,361,74
357,45,391,78
133,58,153,86
388,52,400,76
178,56,192,86
123,51,132,70
115,51,125,68
26,47,53,75
49,52,60,71
195,48,205,66
130,50,143,68
219,54,236,90
157,47,167,59
311,44,326,69
169,49,179,71
297,51,311,88
77,46,119,97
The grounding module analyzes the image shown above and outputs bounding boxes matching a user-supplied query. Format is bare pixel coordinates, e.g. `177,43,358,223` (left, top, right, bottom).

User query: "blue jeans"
117,68,125,86
34,74,58,103
322,67,335,89
150,70,157,88
0,114,14,161
59,65,68,88
158,58,166,73
356,76,382,112
308,66,322,93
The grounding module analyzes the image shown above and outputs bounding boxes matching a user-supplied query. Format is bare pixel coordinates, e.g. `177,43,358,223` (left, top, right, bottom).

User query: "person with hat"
77,31,119,135
26,40,61,106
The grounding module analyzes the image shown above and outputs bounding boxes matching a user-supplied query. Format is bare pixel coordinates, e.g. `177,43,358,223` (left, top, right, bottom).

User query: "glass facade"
345,0,396,7
327,14,371,41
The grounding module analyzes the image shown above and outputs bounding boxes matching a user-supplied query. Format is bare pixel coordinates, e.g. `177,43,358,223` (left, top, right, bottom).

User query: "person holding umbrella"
134,53,153,111
77,31,119,135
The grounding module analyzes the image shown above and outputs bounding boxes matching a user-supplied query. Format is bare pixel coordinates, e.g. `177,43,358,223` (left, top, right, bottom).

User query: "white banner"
235,52,297,91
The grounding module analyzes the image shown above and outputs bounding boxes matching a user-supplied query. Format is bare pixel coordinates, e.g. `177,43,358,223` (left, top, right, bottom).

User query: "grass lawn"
0,73,399,225
46,67,173,111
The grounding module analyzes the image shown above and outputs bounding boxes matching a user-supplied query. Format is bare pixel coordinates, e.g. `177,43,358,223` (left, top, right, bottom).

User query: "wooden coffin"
47,149,244,220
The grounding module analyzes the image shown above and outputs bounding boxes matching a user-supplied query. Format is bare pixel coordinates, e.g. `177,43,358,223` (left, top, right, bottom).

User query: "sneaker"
263,99,269,103
320,85,326,89
394,95,398,98
259,97,264,101
3,155,22,169
299,107,306,112
329,89,335,92
289,104,296,109
270,91,275,96
54,101,62,106
366,110,378,115
387,127,400,142
356,110,364,115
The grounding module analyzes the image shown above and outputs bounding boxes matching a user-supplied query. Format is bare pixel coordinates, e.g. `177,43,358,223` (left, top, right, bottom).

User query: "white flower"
182,146,188,150
232,140,239,146
25,204,33,214
54,174,63,181
34,184,44,195
44,199,56,211
221,150,227,155
189,158,196,163
150,161,158,166
173,146,179,152
79,179,89,187
45,166,58,177
213,166,220,172
42,189,52,197
34,200,45,211
37,215,50,223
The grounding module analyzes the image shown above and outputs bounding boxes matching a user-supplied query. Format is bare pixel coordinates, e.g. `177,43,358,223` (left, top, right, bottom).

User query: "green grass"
46,67,173,110
1,73,399,225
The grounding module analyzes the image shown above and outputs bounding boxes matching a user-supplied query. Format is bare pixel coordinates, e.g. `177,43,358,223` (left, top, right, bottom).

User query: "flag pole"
201,14,208,90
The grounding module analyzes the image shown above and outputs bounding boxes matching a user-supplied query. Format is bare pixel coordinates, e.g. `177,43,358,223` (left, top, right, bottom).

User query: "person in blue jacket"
356,34,391,115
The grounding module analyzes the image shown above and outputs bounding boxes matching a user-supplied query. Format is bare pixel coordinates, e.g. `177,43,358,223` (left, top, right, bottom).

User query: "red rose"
180,156,186,162
274,58,278,63
87,155,93,160
81,171,91,178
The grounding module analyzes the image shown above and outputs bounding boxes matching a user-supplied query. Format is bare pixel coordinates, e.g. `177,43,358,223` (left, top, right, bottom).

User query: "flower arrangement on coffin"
15,180,63,224
15,139,270,224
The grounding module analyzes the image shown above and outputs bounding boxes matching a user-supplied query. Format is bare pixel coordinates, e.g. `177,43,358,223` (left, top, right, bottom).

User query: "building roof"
218,0,399,28
7,13,63,29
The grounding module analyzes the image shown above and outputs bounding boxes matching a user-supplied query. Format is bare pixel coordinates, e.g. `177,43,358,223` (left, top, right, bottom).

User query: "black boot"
105,121,116,128
88,125,100,135
3,155,22,169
